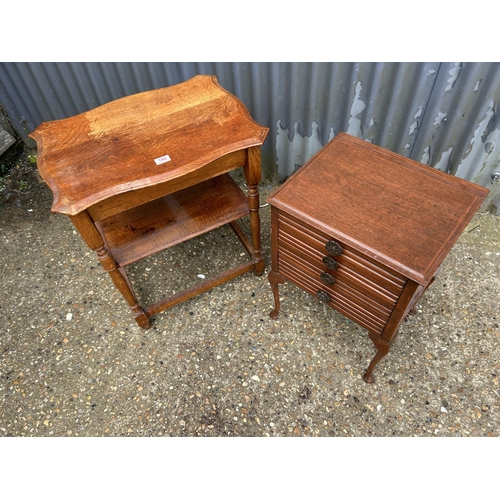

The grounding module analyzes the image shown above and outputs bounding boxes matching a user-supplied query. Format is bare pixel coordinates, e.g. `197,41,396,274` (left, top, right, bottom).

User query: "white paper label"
154,154,171,165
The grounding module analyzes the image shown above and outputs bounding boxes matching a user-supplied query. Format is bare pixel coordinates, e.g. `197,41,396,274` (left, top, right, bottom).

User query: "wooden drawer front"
279,234,398,310
279,257,386,336
278,213,406,308
278,246,389,335
278,212,406,294
276,211,410,336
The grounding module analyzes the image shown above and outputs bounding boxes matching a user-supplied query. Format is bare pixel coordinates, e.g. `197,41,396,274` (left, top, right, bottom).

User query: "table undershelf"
96,174,250,267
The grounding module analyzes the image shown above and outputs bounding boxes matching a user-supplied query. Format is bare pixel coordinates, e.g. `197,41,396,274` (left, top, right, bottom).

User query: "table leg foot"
254,258,265,277
132,307,150,329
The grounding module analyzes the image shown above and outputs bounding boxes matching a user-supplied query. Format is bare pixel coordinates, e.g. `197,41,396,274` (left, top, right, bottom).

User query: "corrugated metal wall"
1,62,499,212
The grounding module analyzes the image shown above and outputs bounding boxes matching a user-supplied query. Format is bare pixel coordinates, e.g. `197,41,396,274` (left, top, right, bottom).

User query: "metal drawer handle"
322,255,339,270
325,239,342,256
320,272,335,285
317,290,330,303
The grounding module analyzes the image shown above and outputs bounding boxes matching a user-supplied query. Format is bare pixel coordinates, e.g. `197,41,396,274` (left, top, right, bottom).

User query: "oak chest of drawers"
267,132,489,383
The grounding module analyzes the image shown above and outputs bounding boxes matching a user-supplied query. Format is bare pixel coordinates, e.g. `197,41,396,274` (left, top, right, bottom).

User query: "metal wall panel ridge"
0,62,498,212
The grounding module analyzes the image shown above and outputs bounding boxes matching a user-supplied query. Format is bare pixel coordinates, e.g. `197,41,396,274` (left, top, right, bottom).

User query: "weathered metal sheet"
1,62,499,212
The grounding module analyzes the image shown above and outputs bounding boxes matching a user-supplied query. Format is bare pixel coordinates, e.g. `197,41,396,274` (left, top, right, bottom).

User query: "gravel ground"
1,150,499,443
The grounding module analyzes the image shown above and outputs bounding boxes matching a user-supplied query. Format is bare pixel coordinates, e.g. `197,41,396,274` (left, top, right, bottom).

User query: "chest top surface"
268,132,489,285
30,75,269,216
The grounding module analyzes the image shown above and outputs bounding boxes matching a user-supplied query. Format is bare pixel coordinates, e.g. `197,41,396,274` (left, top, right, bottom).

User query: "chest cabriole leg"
268,206,286,319
268,270,286,319
363,280,421,383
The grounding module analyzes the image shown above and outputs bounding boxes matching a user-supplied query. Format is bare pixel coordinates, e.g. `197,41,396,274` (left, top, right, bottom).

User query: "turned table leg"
245,147,265,276
70,211,150,329
96,246,150,329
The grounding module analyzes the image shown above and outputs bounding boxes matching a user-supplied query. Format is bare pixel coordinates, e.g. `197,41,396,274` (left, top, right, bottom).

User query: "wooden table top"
30,75,268,215
268,132,489,285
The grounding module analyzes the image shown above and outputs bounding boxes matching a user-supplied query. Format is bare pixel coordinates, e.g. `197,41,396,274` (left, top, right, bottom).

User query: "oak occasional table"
267,132,489,383
30,75,268,329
